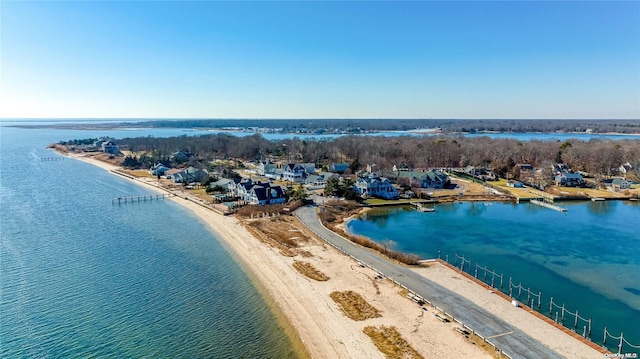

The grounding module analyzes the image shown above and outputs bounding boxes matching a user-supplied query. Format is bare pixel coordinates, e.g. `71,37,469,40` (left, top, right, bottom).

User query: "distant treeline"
19,118,640,134
113,133,640,182
127,118,640,134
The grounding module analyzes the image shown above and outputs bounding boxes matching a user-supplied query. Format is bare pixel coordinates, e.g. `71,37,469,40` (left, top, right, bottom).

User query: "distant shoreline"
7,118,640,138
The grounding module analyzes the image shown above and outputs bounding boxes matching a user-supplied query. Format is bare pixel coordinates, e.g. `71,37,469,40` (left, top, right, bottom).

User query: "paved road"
296,206,563,359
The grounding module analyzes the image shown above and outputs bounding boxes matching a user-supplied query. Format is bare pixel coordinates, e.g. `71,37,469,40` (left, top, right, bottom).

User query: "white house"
101,141,119,154
282,163,307,183
236,179,286,205
257,161,277,176
354,173,399,200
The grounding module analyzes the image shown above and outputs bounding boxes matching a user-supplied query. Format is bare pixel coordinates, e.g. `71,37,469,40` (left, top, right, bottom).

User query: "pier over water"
112,193,174,204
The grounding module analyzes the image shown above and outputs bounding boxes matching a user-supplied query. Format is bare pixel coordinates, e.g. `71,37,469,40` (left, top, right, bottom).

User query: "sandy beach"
66,152,606,358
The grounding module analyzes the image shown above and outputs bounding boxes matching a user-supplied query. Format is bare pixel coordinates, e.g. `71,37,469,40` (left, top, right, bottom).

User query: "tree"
287,184,308,201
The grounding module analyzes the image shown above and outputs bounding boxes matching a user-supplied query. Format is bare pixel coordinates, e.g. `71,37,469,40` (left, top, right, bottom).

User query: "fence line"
603,328,640,354
508,277,541,311
295,210,515,358
443,252,640,354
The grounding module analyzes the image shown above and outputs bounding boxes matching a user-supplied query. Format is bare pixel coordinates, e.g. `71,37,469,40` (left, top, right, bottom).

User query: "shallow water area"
0,125,299,357
347,200,640,350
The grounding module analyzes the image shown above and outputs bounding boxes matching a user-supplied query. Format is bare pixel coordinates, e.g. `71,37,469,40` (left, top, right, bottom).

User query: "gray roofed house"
398,169,450,189
607,178,632,190
172,150,193,163
169,166,208,184
554,172,585,187
210,178,236,192
329,163,349,174
236,179,286,205
101,141,119,154
247,184,286,205
150,163,171,176
257,161,277,176
354,173,399,199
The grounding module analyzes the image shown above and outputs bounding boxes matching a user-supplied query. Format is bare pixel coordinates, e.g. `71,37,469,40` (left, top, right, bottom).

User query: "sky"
1,1,639,120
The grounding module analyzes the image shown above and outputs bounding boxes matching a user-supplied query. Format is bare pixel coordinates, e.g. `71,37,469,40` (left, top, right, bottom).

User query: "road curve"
296,205,563,359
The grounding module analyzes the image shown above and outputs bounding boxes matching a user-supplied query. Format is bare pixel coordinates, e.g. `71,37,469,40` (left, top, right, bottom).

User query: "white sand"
66,152,607,358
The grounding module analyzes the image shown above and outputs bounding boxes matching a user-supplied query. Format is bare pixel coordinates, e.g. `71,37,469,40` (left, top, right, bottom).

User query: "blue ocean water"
347,201,640,352
0,125,299,357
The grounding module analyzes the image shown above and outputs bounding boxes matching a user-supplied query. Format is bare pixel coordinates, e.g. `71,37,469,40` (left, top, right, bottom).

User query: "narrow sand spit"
67,152,605,358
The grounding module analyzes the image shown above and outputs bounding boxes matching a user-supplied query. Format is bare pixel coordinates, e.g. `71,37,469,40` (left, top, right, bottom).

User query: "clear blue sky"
1,1,639,119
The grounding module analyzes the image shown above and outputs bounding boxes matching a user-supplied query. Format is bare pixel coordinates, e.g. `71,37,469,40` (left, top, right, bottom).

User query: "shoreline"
59,151,607,358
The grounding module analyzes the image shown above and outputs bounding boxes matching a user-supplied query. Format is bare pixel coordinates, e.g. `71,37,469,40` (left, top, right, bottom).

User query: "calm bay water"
2,119,639,355
347,201,640,351
0,125,298,357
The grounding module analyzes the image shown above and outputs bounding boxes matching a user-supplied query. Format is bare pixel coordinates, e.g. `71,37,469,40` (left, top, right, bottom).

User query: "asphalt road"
296,205,564,359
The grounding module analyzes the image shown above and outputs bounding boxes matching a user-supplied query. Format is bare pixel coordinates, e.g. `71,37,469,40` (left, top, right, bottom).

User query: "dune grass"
330,291,381,321
292,261,329,281
363,325,423,359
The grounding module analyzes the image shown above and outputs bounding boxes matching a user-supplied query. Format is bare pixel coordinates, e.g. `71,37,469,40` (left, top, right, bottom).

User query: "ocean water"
347,201,640,352
0,125,299,358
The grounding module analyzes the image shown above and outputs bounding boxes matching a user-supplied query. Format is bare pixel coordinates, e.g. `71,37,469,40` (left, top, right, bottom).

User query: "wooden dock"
531,199,568,212
112,194,174,204
41,157,64,161
412,202,436,212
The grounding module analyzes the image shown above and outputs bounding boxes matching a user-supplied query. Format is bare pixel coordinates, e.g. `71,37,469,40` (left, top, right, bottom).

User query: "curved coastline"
57,150,608,358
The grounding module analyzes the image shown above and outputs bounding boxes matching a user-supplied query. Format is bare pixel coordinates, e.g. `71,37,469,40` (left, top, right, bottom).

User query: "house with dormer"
101,141,119,154
398,169,450,189
354,172,399,199
235,179,286,205
150,162,171,176
554,171,585,187
282,163,315,183
169,166,209,184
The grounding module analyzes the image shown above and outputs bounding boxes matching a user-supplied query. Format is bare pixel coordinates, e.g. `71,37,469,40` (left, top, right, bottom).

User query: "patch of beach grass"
398,288,408,297
292,261,329,281
363,325,423,359
127,170,152,177
330,291,381,321
245,218,316,257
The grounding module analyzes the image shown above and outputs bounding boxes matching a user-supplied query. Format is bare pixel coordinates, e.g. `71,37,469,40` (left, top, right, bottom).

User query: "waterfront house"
210,178,236,193
150,162,171,176
554,172,585,187
465,166,497,181
169,166,208,184
165,168,182,180
246,183,286,205
354,173,399,199
397,170,450,189
236,179,286,205
605,179,632,191
101,141,119,154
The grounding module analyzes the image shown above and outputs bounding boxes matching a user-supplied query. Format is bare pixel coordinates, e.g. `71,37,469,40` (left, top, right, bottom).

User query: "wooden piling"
112,193,173,204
